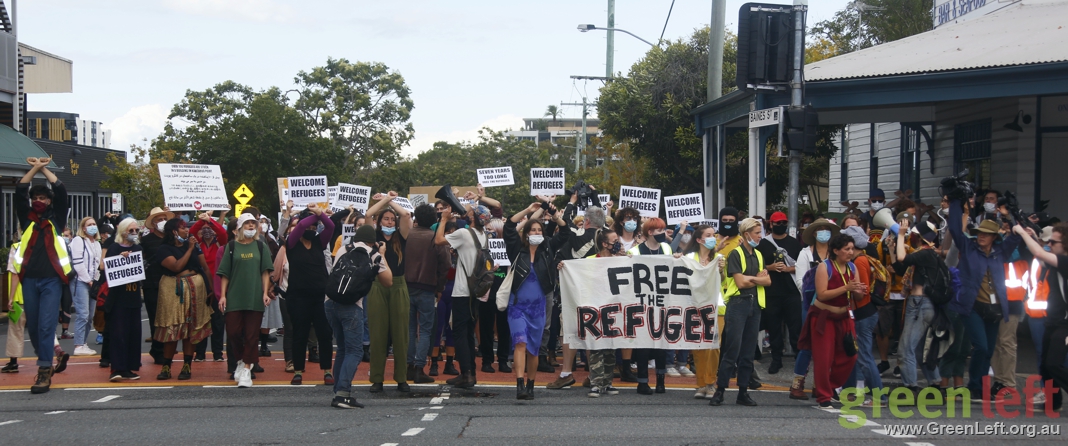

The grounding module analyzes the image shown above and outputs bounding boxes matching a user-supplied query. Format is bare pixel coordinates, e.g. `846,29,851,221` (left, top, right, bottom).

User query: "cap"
841,225,868,249
896,211,914,223
473,205,492,226
354,224,377,245
770,211,787,222
675,223,695,233
1041,226,1054,242
236,213,257,228
870,188,885,199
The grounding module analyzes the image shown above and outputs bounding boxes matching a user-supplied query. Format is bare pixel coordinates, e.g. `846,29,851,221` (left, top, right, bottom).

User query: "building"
26,111,111,148
504,117,602,146
690,0,1068,221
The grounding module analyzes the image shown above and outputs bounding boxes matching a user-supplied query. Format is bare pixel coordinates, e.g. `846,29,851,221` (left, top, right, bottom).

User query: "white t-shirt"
446,227,487,298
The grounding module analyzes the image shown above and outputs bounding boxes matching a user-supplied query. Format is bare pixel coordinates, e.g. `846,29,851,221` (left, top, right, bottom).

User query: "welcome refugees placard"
103,252,146,287
530,168,565,195
663,193,706,225
618,186,661,218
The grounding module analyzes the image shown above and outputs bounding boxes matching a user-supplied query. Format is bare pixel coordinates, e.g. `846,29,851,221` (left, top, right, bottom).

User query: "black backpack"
461,228,496,298
326,244,380,305
924,252,954,306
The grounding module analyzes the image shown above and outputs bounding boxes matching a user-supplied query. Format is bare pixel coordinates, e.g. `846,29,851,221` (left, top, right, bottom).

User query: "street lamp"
577,24,657,47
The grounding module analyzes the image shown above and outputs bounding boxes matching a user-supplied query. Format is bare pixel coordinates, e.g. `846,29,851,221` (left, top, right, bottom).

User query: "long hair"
688,224,716,263
521,219,544,248
114,218,139,245
161,218,187,246
76,216,95,239
376,208,403,265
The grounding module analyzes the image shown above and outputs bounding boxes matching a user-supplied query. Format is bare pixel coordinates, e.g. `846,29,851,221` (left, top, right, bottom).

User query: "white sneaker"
705,386,718,399
694,386,708,399
73,345,97,356
237,368,253,388
677,365,695,377
1033,390,1046,405
234,360,245,381
666,366,681,377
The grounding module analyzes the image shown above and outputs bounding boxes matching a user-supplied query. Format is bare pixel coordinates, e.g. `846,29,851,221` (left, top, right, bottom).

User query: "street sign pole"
787,0,807,235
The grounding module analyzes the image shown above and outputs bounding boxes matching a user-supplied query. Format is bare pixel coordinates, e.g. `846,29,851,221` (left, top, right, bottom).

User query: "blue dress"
508,268,547,357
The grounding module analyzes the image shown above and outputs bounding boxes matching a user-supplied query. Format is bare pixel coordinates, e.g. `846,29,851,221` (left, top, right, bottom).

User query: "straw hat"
802,218,841,246
145,207,175,224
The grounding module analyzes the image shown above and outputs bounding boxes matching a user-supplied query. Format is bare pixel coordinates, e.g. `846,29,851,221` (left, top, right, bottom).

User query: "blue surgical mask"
177,235,187,244
624,221,637,233
382,226,397,236
86,225,98,236
702,238,717,250
816,230,832,244
1044,244,1052,252
747,236,759,248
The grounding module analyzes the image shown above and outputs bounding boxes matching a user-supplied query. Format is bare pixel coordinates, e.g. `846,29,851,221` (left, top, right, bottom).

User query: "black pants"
286,294,333,372
540,297,561,357
635,348,667,383
196,299,226,360
1041,325,1068,400
478,298,510,364
143,286,164,359
452,296,477,374
107,306,142,373
763,292,802,363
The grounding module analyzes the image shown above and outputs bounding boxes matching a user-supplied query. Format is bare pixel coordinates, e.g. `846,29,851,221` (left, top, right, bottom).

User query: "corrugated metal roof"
805,0,1068,81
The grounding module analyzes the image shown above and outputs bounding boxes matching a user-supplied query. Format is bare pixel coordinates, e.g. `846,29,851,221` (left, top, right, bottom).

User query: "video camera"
568,180,595,202
939,169,976,202
999,190,1042,233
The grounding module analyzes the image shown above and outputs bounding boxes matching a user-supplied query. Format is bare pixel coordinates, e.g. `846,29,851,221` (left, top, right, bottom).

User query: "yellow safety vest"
627,242,673,256
721,245,766,310
7,242,22,305
13,221,73,279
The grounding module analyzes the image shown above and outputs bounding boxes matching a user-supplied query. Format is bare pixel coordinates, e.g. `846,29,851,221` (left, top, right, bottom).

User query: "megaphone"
435,184,467,215
872,208,900,235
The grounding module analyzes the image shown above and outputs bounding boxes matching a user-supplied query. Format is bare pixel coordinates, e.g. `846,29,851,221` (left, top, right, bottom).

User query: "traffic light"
736,3,796,91
784,105,819,154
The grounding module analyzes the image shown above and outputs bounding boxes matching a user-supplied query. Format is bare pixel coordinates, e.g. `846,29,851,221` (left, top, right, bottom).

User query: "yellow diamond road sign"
234,184,254,204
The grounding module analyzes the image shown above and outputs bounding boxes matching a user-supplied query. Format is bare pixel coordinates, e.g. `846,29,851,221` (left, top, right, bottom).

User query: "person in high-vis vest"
14,157,72,394
694,207,743,393
675,224,726,400
990,252,1030,397
1028,252,1051,405
709,218,771,407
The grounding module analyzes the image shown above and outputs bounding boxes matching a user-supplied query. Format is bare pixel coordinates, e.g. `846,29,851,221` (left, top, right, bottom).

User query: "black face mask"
653,233,667,244
720,222,738,237
302,230,316,241
772,225,788,235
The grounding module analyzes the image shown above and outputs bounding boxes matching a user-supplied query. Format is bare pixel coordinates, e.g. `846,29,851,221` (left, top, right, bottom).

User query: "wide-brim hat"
146,207,175,224
969,219,1000,236
802,218,841,246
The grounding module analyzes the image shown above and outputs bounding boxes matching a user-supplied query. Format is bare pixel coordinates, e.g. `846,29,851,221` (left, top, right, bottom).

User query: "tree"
811,0,933,56
572,135,653,204
99,142,186,219
293,58,414,171
544,105,562,124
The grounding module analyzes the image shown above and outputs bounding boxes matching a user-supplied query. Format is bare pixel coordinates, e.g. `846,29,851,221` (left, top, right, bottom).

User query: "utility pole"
606,0,615,79
561,99,590,173
787,0,807,235
705,0,726,218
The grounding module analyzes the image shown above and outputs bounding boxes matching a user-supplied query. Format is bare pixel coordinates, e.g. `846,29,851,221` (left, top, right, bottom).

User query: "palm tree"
544,105,562,124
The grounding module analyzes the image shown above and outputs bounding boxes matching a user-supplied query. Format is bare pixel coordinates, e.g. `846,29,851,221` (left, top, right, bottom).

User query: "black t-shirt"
1048,254,1068,326
286,236,327,295
141,233,165,288
378,232,406,277
104,243,143,310
891,248,940,290
758,236,802,297
155,242,205,277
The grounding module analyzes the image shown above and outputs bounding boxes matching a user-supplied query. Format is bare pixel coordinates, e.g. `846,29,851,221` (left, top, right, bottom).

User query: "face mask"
260,223,269,232
702,238,717,250
302,231,316,241
127,234,140,245
157,221,166,232
243,229,257,238
608,241,623,254
870,201,884,212
381,226,397,236
653,233,667,244
681,234,692,244
176,235,187,244
528,235,544,246
938,208,949,217
624,221,638,233
31,201,47,213
86,225,98,236
772,225,787,235
719,222,738,237
1044,244,1052,252
816,230,832,244
984,202,997,213
747,236,759,248
62,236,71,244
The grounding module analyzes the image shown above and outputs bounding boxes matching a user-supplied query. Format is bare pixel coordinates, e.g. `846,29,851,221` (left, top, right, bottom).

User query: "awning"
0,124,57,178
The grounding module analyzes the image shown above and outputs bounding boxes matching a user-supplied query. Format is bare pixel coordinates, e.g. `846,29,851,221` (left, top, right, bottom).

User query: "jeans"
1029,316,1045,374
23,277,62,367
716,295,762,390
939,310,969,378
70,280,94,346
900,295,940,387
325,300,364,398
965,309,999,393
407,288,437,367
852,311,882,391
664,350,689,367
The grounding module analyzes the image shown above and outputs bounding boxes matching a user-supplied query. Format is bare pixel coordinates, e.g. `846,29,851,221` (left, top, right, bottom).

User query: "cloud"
160,0,298,23
108,104,169,152
403,114,525,158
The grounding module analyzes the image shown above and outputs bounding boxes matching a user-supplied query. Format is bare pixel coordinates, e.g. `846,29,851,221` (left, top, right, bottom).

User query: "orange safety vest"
1026,258,1049,318
1004,260,1028,302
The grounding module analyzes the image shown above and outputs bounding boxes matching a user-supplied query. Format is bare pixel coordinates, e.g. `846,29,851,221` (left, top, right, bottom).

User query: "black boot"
655,373,666,394
637,382,653,395
525,379,535,400
498,360,512,373
516,378,529,400
736,389,758,406
620,360,638,383
429,357,440,376
259,334,271,357
443,357,459,375
537,355,554,373
709,387,725,406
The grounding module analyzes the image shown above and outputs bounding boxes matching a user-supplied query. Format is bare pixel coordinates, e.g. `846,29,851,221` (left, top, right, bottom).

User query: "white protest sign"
530,168,565,196
103,251,146,287
111,193,123,213
560,254,722,350
277,176,329,211
336,183,372,212
599,194,612,211
477,167,515,187
700,220,720,232
663,193,706,225
618,186,661,218
409,194,428,208
392,197,415,213
342,224,355,239
328,186,341,212
488,238,510,267
158,164,229,211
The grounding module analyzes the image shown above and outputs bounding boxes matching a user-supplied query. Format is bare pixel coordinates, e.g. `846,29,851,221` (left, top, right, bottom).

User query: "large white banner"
561,254,722,350
158,164,229,211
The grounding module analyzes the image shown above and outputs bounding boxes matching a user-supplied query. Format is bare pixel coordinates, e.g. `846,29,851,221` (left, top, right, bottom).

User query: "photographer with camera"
942,174,1022,399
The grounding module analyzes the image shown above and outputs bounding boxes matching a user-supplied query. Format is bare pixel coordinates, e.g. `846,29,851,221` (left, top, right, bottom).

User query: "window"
869,123,879,193
900,125,926,193
954,119,992,189
839,127,849,201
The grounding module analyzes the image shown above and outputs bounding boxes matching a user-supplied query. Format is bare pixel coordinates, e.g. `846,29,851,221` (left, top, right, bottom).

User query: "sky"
17,0,853,158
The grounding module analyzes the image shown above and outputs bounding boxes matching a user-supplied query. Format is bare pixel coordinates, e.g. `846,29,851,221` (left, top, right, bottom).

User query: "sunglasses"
772,221,788,226
871,199,885,203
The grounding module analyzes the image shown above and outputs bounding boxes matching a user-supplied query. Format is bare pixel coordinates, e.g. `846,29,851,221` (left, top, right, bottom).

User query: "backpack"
801,259,857,305
326,244,380,305
864,255,891,306
461,228,496,299
922,308,954,368
924,254,955,306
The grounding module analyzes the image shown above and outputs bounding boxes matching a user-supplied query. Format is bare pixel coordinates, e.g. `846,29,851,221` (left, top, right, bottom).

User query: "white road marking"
838,414,880,427
429,397,444,404
65,386,172,391
904,443,936,446
44,411,68,415
202,385,317,388
401,427,424,436
871,428,915,438
0,390,30,393
0,420,23,426
380,443,399,446
430,406,444,409
422,413,438,421
91,395,121,403
814,406,841,413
